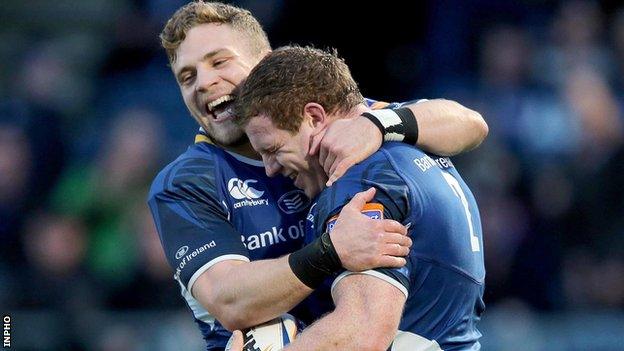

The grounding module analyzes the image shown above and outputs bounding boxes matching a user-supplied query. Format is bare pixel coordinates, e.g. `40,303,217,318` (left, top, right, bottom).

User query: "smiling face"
172,23,267,146
245,114,328,198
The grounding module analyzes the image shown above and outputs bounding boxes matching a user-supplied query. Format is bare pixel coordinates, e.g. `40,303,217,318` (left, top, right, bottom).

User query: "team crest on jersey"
228,178,269,209
277,190,310,214
325,203,384,232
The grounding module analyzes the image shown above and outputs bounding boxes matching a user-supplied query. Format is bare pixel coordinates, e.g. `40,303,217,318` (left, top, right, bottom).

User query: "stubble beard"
199,116,248,147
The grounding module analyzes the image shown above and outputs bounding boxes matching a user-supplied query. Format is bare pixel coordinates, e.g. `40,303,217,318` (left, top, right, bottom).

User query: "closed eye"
213,58,228,67
179,73,195,86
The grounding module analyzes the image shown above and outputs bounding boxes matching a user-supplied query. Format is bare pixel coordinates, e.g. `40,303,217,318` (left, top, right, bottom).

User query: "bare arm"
193,189,410,331
311,99,488,186
284,274,406,351
410,99,488,155
193,256,310,331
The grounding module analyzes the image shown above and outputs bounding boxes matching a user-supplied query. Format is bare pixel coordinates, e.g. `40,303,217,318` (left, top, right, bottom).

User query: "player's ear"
303,102,328,132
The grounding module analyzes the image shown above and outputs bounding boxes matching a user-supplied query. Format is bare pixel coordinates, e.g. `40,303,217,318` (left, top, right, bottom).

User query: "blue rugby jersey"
148,142,310,350
305,143,485,350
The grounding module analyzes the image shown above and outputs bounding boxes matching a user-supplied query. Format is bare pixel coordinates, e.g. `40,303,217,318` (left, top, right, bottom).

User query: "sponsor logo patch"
326,203,384,232
278,190,310,214
175,246,189,260
173,241,217,281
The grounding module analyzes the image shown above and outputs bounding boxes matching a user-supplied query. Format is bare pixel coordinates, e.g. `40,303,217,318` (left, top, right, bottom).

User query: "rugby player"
235,46,485,350
148,2,488,350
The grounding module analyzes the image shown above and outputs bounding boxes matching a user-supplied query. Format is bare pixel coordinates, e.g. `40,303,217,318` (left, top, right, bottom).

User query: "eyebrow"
175,48,232,81
253,138,279,155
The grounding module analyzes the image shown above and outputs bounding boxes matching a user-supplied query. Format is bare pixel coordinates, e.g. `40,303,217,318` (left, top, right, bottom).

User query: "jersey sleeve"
147,157,249,293
311,153,413,297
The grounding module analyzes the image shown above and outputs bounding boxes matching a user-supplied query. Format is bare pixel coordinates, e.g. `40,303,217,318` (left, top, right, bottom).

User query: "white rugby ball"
225,314,299,351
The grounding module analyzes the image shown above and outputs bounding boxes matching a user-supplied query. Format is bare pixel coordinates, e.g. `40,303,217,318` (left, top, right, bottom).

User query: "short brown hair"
160,1,270,64
235,46,364,133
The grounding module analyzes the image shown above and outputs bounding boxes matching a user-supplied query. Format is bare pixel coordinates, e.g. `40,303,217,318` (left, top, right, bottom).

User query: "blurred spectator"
0,124,32,250
106,203,179,309
17,211,95,349
532,0,615,88
19,212,93,309
475,24,582,163
49,107,164,297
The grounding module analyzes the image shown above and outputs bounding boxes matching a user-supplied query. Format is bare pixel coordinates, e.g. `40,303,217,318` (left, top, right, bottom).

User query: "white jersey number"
441,172,480,252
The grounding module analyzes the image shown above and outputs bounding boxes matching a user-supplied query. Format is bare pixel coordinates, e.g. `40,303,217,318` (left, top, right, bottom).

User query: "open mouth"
205,95,235,122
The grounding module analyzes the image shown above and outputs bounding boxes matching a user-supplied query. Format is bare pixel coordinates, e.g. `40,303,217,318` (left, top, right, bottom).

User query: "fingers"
383,242,410,257
225,330,244,351
308,129,326,156
323,151,337,175
381,219,408,236
326,158,353,187
343,188,376,210
383,232,412,248
319,141,329,169
376,256,407,268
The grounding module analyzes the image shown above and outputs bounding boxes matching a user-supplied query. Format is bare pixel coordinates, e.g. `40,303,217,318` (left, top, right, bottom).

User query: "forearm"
284,304,383,351
194,255,312,330
283,274,402,351
285,311,354,350
410,99,488,155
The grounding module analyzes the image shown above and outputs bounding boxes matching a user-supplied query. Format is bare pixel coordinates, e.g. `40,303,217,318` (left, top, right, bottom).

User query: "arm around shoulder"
409,99,488,156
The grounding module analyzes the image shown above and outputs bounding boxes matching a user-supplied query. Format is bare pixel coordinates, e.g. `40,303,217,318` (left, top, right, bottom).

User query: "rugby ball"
225,314,299,351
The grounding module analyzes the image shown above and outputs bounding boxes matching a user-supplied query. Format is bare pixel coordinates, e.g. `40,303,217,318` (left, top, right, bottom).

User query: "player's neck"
335,103,368,120
222,141,261,160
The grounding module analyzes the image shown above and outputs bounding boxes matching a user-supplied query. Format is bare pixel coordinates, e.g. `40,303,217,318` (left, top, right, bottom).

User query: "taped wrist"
288,231,342,288
361,107,419,145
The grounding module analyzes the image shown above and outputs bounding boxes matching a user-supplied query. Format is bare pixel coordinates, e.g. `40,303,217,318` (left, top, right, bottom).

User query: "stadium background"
1,0,624,349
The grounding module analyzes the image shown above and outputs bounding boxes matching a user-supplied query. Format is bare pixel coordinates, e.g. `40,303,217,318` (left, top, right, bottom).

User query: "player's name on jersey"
413,155,454,172
242,220,306,251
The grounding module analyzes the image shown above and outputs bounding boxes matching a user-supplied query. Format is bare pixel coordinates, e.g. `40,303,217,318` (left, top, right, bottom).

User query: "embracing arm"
192,256,310,331
191,189,410,331
149,158,410,331
283,274,406,351
407,99,488,155
311,99,487,185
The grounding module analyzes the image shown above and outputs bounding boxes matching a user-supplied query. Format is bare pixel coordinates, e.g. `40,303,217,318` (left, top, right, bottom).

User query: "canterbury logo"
228,178,265,200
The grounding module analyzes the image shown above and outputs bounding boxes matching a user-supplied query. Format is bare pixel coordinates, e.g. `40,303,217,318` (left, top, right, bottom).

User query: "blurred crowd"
1,0,623,349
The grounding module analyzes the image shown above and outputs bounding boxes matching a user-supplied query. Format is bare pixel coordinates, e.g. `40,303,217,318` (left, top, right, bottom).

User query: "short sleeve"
310,152,413,297
148,157,249,293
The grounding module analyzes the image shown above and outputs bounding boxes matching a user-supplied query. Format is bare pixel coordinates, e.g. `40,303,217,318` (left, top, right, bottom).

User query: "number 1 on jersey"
441,172,480,252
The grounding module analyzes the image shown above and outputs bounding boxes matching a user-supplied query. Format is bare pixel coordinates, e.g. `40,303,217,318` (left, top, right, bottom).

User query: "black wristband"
361,107,419,145
394,107,419,145
288,231,343,289
361,111,386,137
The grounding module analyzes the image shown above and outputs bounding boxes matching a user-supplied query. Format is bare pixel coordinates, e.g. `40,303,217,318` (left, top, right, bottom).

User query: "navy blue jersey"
148,142,310,350
306,143,485,350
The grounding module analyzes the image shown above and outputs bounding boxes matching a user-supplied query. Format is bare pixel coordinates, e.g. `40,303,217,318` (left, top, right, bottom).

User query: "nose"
263,155,282,178
195,65,219,93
